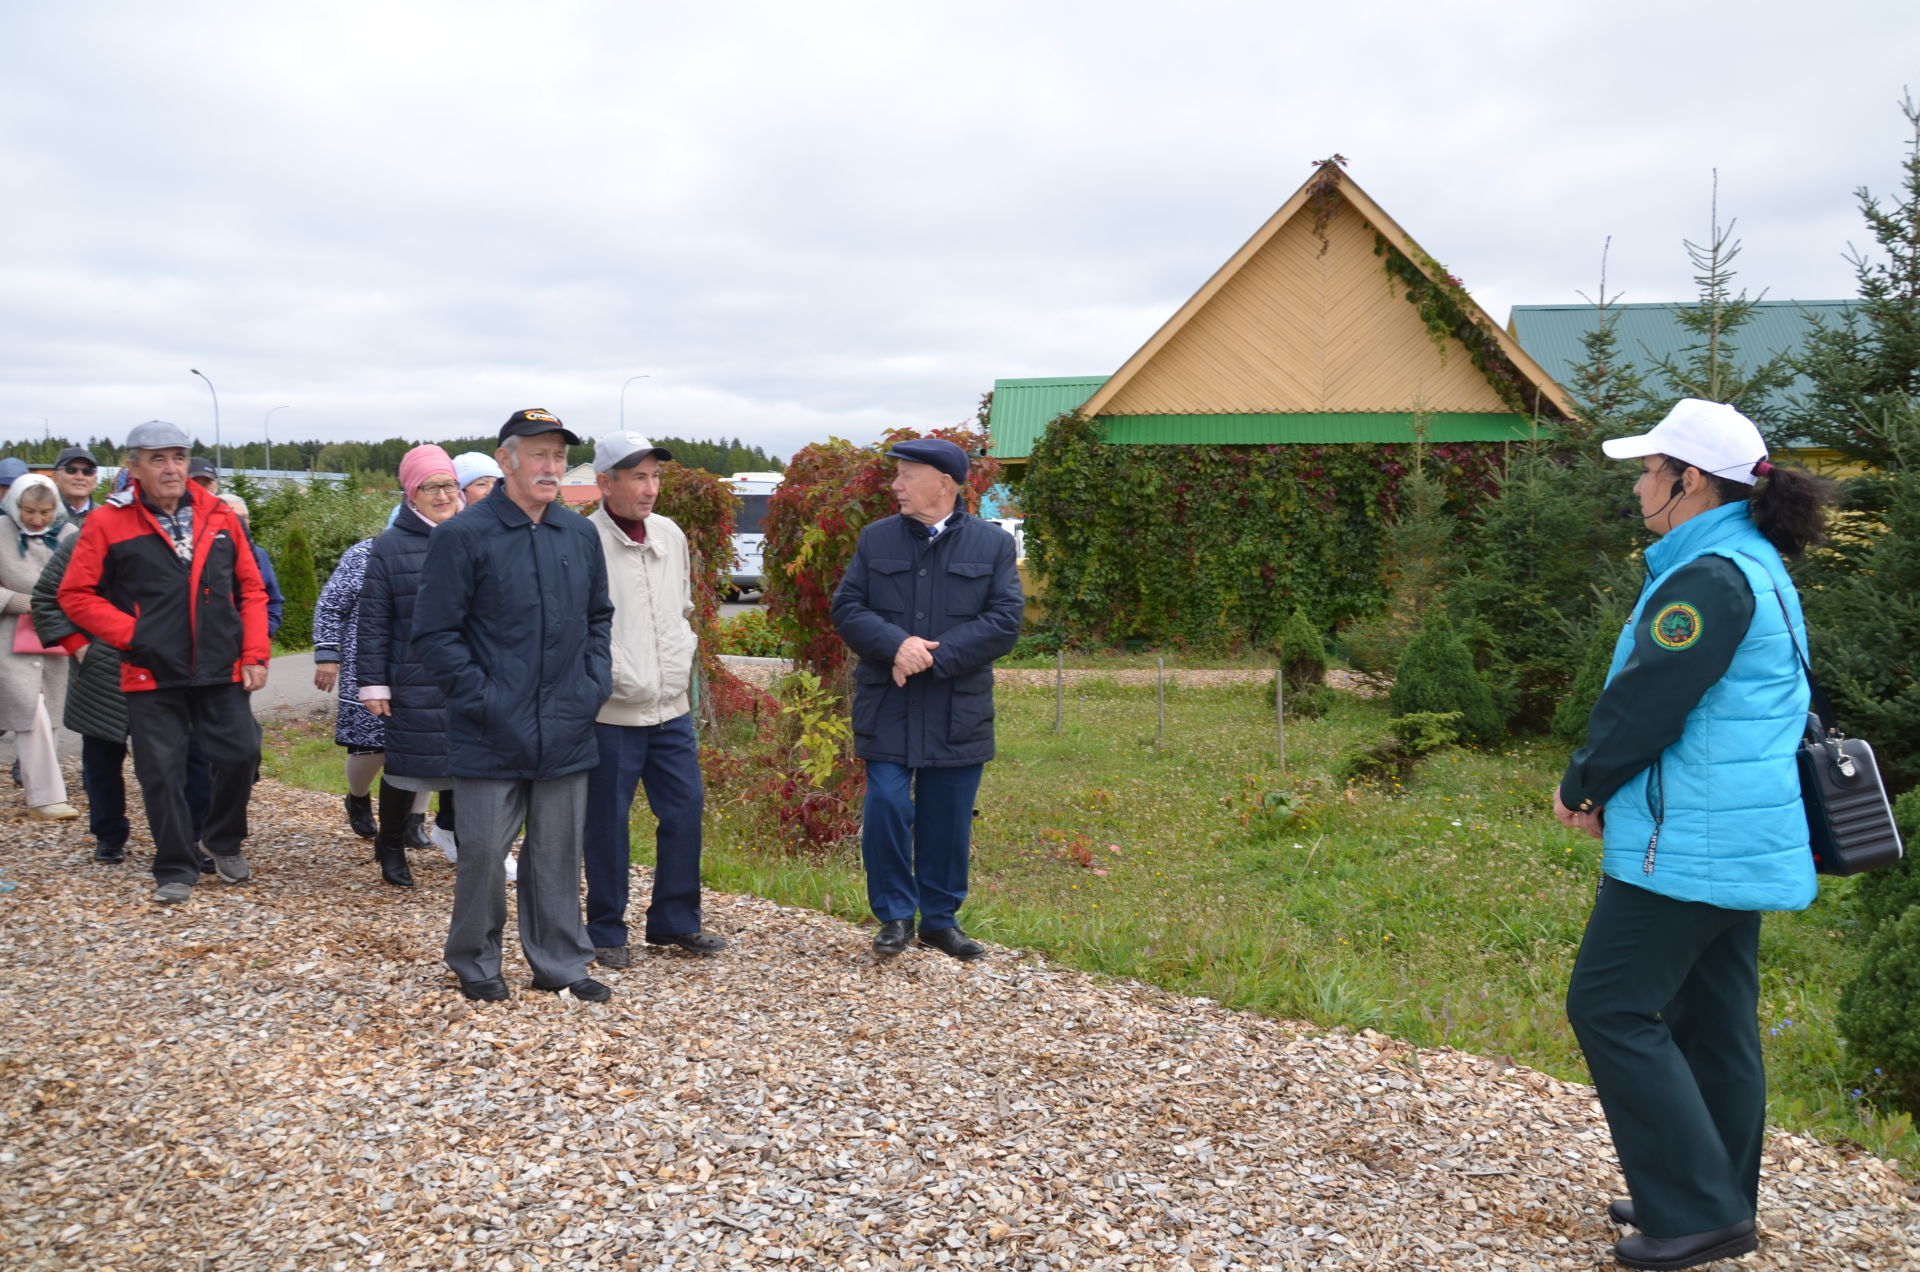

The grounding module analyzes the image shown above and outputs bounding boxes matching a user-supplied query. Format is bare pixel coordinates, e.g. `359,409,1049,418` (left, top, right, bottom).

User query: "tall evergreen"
1790,94,1920,470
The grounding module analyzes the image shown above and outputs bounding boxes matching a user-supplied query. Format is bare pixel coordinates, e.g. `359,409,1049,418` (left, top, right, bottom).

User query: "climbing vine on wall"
1020,412,1504,653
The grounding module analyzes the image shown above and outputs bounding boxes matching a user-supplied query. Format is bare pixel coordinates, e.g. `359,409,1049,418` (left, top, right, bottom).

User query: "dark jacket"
254,545,285,637
830,509,1022,768
55,482,269,692
356,511,451,781
413,487,614,781
32,534,128,742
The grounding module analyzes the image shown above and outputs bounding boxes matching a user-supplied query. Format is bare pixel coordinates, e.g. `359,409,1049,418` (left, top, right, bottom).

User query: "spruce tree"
1389,608,1502,745
1790,94,1920,469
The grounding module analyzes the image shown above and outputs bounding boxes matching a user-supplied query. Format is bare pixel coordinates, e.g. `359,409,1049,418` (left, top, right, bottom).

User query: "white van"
724,472,782,598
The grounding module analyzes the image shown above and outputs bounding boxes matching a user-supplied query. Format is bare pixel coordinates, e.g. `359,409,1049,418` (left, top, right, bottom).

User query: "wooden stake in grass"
1053,649,1065,734
1274,665,1286,774
1156,656,1166,748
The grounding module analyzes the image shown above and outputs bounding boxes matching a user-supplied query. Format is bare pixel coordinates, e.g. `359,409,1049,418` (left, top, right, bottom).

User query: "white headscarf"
2,474,62,557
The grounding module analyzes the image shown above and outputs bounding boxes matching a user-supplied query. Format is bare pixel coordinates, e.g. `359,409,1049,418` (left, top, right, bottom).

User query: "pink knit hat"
398,444,457,506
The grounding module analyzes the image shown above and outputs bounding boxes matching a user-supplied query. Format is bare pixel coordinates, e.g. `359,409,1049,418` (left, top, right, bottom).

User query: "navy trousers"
1566,876,1765,1238
80,734,133,849
582,714,705,948
861,760,982,931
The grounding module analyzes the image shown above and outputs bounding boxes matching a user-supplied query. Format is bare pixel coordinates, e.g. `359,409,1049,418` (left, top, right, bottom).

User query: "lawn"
259,677,1914,1166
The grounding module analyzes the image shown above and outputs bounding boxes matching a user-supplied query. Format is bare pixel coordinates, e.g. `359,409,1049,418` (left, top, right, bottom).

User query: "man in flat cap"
830,437,1022,960
414,409,617,1003
581,431,726,970
50,446,100,526
56,420,270,903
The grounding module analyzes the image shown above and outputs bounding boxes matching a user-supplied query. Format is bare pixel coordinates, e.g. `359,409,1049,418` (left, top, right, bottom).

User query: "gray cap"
53,446,96,468
124,420,192,453
592,431,674,474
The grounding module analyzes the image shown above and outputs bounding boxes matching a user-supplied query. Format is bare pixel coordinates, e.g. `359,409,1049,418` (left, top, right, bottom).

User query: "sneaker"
93,840,127,863
152,881,193,903
504,852,518,884
430,825,459,864
28,802,81,820
211,852,251,884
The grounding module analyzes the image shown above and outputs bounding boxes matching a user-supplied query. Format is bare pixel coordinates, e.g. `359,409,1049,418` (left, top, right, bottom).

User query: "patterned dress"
313,538,384,750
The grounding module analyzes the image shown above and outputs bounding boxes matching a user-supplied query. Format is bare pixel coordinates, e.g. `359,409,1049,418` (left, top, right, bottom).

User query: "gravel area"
1,764,1915,1270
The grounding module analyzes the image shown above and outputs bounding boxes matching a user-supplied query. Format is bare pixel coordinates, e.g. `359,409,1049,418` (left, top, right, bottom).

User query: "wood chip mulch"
1,765,1915,1270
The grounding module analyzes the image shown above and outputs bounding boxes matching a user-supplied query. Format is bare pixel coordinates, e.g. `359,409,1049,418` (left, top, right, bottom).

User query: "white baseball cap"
592,431,674,474
1601,399,1768,486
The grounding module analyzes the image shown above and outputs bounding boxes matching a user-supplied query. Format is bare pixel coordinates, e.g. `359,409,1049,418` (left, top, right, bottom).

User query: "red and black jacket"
56,482,270,692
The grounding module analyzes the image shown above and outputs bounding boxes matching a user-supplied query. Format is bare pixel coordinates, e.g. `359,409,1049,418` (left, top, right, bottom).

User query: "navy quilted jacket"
356,511,452,781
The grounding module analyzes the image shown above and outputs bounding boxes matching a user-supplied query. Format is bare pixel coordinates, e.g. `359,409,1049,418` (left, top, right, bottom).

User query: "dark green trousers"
1565,875,1764,1238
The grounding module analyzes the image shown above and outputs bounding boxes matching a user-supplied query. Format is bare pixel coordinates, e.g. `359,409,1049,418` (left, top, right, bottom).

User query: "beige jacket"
590,507,698,727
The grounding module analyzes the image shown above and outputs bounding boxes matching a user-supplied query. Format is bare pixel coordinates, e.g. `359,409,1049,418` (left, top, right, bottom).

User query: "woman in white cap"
0,474,80,819
1554,398,1831,1270
452,452,503,506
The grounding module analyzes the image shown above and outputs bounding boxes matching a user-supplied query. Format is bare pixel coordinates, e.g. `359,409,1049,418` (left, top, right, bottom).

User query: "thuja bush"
1388,608,1502,745
761,425,999,682
274,523,320,648
1019,411,1504,653
1838,902,1920,1116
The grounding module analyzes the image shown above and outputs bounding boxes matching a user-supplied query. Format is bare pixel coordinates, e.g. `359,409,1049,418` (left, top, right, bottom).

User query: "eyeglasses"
60,464,97,476
416,481,460,497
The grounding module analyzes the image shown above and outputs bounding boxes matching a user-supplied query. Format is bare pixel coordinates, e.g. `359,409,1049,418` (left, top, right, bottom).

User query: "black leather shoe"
1609,1199,1636,1227
1614,1220,1756,1271
532,977,613,1002
343,793,377,839
873,918,914,957
646,931,729,954
376,846,415,888
93,840,126,863
404,812,432,850
459,977,509,1001
594,945,632,969
917,925,988,961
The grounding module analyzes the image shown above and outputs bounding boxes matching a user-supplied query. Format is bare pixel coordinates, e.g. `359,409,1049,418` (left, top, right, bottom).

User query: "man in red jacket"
58,420,270,903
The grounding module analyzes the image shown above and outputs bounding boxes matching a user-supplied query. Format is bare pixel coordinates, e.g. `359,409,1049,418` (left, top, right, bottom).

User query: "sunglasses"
60,464,97,476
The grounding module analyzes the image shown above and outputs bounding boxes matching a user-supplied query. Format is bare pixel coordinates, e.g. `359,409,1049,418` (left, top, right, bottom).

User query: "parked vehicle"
724,472,782,598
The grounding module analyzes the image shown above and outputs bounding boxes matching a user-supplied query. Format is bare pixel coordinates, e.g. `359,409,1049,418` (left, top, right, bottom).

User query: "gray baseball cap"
592,431,674,474
124,420,192,452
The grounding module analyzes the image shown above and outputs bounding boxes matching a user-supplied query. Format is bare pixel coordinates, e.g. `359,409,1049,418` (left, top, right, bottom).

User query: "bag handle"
1735,550,1836,734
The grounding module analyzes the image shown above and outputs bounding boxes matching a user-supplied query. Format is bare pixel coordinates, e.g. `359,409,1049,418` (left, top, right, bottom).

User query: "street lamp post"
619,374,650,433
189,368,222,472
264,405,291,479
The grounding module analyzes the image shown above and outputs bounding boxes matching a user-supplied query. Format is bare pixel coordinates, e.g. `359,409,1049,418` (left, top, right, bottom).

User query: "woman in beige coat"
1,474,78,819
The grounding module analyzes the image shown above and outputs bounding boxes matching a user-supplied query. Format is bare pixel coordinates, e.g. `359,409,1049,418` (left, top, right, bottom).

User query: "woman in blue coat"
1554,399,1831,1271
356,446,463,887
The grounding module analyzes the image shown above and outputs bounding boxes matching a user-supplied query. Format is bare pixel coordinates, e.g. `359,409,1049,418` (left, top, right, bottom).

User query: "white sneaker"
431,825,458,864
504,852,518,884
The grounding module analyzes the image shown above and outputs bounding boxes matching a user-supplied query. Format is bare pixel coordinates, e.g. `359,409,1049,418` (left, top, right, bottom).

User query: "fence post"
1155,657,1165,748
1052,650,1065,734
1274,666,1286,774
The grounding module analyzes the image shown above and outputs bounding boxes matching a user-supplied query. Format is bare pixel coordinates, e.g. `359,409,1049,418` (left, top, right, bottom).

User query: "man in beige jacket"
582,431,727,967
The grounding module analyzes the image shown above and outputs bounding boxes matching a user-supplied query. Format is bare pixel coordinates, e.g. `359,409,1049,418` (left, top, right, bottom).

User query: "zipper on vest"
1642,755,1665,875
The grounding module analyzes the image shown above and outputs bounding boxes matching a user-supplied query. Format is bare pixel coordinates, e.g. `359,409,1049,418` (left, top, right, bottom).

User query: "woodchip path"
1,769,1914,1270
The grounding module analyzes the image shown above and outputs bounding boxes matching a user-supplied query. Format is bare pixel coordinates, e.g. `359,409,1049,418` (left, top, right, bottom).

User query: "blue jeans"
582,714,705,947
862,761,982,930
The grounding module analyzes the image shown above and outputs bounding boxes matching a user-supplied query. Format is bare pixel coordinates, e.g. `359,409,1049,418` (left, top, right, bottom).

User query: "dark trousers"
126,684,260,886
583,714,705,947
861,760,982,930
80,734,132,848
1566,876,1765,1237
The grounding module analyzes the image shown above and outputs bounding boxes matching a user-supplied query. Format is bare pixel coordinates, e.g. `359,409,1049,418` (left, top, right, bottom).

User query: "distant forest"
0,433,785,477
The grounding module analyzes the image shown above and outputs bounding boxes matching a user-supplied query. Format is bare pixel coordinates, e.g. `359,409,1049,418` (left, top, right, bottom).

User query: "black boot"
376,843,415,888
375,780,416,886
404,812,432,850
344,793,377,839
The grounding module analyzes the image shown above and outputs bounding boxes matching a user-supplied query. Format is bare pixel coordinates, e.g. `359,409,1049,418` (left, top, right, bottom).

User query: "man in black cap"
187,457,219,495
414,409,617,1003
51,446,100,525
830,437,1022,961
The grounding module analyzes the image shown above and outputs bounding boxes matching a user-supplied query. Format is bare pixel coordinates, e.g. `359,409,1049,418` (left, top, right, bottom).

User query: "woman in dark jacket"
355,446,462,887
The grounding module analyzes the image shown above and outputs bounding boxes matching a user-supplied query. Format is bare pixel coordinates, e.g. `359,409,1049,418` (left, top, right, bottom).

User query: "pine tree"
1643,173,1796,443
1790,94,1920,469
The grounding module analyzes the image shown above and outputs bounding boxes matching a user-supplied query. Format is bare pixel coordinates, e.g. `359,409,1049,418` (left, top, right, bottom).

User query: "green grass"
259,681,1916,1167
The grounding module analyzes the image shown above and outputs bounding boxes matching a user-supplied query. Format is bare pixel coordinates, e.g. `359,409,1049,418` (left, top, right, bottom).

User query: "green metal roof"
1508,299,1861,414
987,376,1106,460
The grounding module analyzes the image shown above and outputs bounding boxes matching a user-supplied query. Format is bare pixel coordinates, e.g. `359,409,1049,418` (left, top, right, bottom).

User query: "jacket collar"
589,504,661,553
1645,499,1755,574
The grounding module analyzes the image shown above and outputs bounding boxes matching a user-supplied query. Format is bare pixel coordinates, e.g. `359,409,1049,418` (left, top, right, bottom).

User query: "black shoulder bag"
1748,556,1904,876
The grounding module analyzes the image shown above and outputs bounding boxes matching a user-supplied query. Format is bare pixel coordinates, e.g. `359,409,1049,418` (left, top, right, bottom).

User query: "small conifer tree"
275,522,319,648
1837,902,1920,1116
1388,609,1502,745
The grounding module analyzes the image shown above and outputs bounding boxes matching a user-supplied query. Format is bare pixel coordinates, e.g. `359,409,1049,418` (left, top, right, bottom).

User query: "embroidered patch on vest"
1651,602,1703,650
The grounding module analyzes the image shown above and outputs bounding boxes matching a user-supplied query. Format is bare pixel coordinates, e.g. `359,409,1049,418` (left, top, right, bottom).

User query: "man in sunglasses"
52,447,100,526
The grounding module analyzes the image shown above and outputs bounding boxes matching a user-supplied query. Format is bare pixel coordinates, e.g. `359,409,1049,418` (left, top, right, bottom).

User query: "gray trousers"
444,773,595,987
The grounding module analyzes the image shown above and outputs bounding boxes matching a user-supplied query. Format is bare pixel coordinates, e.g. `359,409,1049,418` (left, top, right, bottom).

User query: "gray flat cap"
124,420,191,452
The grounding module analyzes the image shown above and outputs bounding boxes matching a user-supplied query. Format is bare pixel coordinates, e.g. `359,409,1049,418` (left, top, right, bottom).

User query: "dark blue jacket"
413,488,614,781
831,509,1022,768
355,511,451,781
253,545,285,637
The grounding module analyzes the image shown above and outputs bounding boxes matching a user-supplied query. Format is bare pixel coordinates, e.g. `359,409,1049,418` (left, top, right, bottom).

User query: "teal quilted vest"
1598,501,1816,912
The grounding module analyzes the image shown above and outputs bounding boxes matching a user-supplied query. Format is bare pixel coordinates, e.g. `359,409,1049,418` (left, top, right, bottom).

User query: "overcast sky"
3,1,1916,461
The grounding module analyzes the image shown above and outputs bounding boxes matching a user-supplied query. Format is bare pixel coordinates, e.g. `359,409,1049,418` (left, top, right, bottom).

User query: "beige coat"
589,507,698,728
0,515,74,732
